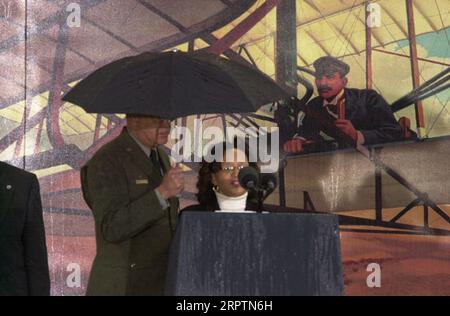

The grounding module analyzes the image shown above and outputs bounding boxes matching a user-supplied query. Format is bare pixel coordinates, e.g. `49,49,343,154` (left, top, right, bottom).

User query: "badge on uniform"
135,179,148,185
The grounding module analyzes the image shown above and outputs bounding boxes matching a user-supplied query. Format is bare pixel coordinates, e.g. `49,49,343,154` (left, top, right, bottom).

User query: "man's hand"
335,119,358,142
283,138,313,154
157,165,184,199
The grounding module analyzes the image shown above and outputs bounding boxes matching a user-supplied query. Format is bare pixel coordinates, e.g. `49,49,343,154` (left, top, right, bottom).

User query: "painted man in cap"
283,56,403,153
80,114,184,295
0,161,50,296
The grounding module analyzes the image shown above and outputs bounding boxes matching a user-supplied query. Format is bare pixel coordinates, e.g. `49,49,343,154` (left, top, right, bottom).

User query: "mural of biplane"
0,0,449,295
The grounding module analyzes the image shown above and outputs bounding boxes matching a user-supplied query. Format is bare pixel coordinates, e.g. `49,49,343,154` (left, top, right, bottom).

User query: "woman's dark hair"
196,137,258,209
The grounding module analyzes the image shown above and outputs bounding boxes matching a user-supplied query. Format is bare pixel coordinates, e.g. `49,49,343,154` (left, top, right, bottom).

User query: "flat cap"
313,56,350,77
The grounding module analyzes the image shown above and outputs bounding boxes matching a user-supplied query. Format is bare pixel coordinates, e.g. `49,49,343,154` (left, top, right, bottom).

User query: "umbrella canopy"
62,51,289,119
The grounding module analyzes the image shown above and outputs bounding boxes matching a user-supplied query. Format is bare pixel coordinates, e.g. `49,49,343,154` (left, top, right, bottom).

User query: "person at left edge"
0,161,50,296
80,114,184,296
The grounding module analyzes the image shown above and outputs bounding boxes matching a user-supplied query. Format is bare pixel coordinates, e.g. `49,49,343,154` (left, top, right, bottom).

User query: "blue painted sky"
396,27,450,58
395,27,449,105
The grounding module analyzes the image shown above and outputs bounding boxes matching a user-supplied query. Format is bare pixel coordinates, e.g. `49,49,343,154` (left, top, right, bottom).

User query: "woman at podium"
182,139,258,212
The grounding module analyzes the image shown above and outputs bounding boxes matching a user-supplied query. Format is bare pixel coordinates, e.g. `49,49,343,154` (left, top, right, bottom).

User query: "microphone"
238,166,259,191
260,173,277,193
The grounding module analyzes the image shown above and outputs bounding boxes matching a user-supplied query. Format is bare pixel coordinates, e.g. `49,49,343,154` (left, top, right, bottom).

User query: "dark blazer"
298,88,403,148
80,128,179,296
0,162,50,296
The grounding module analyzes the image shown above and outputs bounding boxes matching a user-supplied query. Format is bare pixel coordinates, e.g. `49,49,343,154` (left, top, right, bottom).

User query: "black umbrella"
62,51,289,119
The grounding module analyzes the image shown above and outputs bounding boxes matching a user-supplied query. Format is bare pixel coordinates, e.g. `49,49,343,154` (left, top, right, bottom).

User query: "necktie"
326,103,338,116
337,97,345,119
150,149,163,181
326,97,345,119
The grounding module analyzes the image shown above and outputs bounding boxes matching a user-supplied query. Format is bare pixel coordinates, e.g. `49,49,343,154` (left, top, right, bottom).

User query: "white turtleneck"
213,188,249,212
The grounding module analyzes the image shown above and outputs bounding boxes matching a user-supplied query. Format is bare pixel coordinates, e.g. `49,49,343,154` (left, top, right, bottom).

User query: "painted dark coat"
298,88,403,149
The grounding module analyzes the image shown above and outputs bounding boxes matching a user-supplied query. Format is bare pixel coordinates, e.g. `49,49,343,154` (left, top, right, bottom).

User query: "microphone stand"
257,188,265,213
255,187,275,213
239,168,276,213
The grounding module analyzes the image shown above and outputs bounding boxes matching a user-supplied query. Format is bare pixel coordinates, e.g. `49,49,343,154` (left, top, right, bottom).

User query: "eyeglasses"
221,165,248,174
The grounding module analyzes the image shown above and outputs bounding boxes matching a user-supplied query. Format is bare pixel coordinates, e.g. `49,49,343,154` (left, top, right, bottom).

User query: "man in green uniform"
81,114,184,295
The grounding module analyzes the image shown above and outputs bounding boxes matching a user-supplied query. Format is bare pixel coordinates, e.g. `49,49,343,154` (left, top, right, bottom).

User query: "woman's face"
211,148,249,197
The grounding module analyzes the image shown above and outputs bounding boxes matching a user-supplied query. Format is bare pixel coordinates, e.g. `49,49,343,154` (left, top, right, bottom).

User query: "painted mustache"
318,86,332,93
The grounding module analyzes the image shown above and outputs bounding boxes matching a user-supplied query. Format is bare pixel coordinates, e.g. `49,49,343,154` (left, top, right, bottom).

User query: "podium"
165,211,343,296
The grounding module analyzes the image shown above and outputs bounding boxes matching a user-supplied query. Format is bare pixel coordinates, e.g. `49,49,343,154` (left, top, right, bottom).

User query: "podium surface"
166,211,343,296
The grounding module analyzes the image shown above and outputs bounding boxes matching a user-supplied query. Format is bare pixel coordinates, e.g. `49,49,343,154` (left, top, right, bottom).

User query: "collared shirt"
323,89,345,119
322,89,365,145
293,89,365,145
128,130,170,209
293,90,346,141
129,131,151,157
